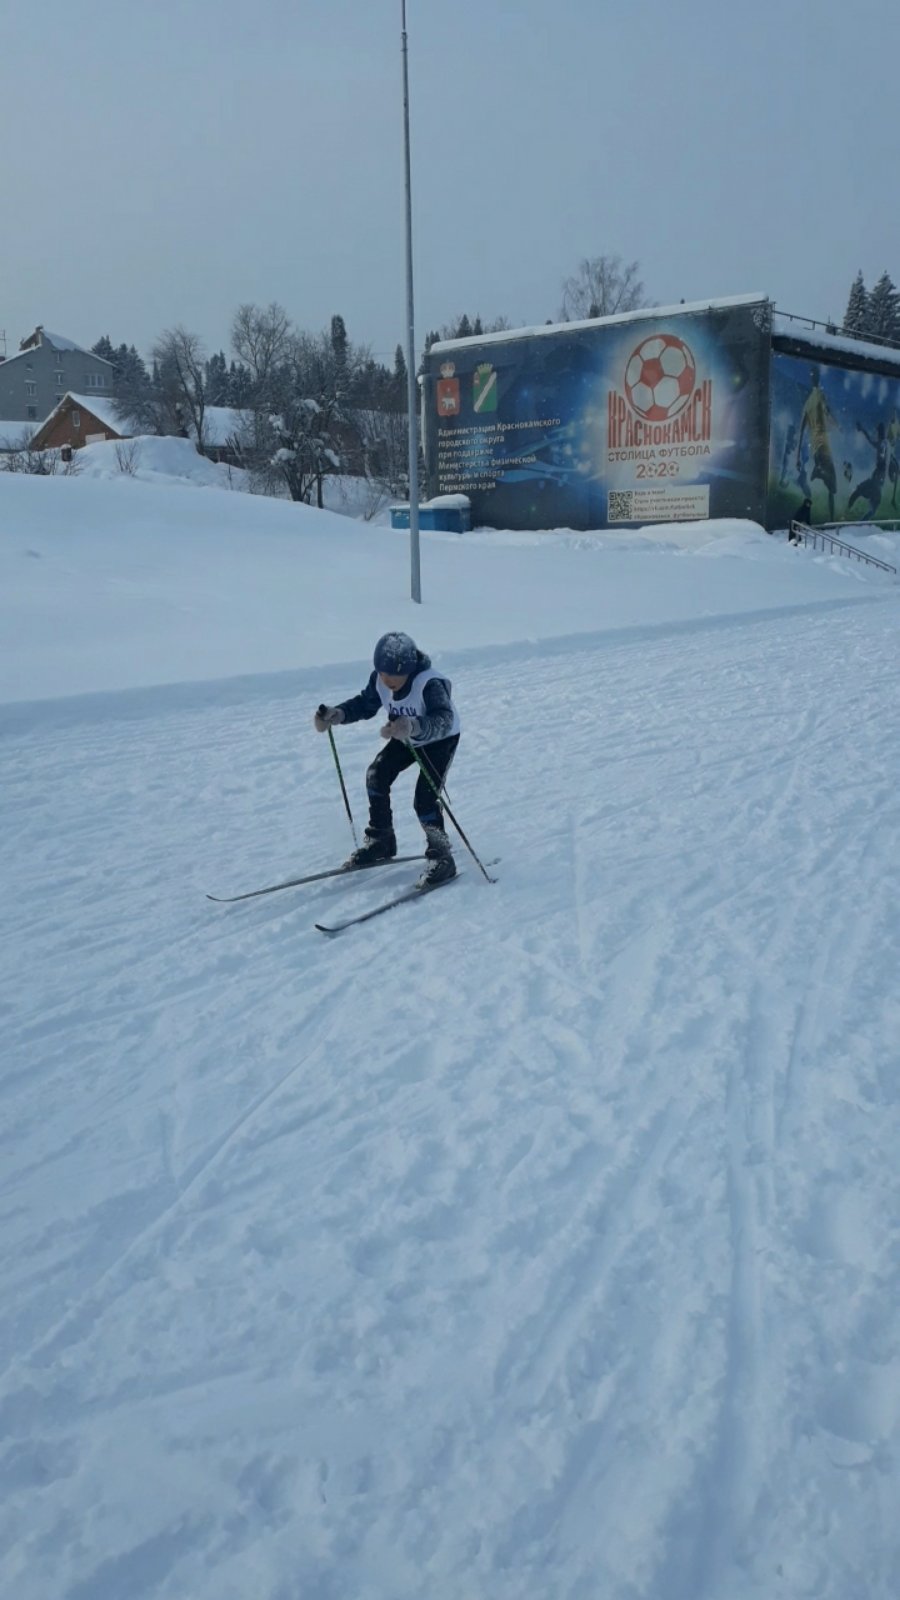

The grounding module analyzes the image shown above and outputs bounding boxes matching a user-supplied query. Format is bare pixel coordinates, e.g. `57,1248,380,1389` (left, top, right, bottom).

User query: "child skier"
314,632,460,886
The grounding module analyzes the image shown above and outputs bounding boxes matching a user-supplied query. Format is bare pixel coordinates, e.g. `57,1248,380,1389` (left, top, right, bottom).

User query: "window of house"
27,406,37,419
72,410,81,428
25,380,37,396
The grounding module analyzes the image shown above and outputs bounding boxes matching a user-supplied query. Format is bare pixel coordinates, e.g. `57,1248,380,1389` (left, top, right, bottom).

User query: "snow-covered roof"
31,391,127,439
430,293,770,354
391,493,471,511
0,420,34,448
66,392,128,433
771,314,900,373
41,331,91,355
0,348,31,371
198,406,246,446
8,328,113,365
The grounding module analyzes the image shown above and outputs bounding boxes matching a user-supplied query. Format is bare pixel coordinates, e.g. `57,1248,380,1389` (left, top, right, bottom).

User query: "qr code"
608,490,634,523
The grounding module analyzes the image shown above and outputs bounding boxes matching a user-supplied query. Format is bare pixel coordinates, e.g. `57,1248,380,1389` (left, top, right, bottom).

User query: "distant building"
29,392,128,452
0,326,114,426
197,405,245,465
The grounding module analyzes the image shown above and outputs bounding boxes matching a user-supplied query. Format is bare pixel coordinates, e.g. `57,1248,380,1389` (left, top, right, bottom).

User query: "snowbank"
1,472,893,706
73,433,249,490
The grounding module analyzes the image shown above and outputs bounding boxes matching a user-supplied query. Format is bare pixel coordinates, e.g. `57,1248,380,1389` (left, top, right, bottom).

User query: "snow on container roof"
429,293,770,354
771,314,900,373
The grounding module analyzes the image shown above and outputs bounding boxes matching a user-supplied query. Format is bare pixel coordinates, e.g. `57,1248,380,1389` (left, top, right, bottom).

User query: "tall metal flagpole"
401,0,422,603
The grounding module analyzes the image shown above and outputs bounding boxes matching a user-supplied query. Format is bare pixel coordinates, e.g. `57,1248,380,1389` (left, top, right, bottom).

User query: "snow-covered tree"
237,329,354,506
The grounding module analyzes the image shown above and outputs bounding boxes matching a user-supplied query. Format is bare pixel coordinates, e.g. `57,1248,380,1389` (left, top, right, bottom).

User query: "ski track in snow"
1,600,899,1600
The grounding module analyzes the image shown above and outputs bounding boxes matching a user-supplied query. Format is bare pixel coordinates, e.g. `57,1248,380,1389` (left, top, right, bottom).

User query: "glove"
380,715,417,741
314,704,345,733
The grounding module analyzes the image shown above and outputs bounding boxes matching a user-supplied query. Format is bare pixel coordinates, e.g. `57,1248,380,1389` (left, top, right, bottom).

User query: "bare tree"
114,439,140,476
1,440,80,475
353,406,412,518
114,325,207,441
151,326,208,448
231,302,293,399
559,255,647,321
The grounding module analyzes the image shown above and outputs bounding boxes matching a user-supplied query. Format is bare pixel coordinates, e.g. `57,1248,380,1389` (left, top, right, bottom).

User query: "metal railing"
788,521,897,574
775,308,900,355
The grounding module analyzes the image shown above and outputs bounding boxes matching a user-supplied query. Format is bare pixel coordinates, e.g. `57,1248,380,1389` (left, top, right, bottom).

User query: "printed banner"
768,349,900,528
425,302,771,531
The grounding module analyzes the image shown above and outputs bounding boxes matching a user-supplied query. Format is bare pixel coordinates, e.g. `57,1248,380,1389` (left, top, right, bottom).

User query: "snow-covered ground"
1,468,899,1600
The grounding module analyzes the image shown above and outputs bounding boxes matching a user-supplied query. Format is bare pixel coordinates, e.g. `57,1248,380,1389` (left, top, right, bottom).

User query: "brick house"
29,392,128,452
0,326,114,426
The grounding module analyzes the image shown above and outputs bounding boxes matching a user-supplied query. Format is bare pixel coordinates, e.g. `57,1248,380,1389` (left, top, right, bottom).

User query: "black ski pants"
366,734,459,835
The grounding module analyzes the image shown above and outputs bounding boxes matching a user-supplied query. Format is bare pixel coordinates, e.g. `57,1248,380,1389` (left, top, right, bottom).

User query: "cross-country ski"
314,870,457,934
206,854,426,903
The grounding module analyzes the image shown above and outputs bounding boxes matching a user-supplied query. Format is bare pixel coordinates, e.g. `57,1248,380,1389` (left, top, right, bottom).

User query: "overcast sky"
3,0,898,366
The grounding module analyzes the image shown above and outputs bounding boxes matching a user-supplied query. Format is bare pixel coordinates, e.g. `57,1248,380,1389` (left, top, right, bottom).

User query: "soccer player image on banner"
768,350,900,526
796,368,837,521
847,420,888,519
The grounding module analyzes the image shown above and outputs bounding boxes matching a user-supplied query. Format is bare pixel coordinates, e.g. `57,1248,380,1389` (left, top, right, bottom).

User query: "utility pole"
401,0,422,602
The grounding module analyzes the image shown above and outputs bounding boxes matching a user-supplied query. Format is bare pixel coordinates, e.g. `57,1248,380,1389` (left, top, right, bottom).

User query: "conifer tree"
843,270,868,336
330,314,349,397
866,271,900,343
393,344,408,411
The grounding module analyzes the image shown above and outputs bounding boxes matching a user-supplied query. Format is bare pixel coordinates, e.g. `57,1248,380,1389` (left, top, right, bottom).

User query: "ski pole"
319,706,358,849
407,743,496,884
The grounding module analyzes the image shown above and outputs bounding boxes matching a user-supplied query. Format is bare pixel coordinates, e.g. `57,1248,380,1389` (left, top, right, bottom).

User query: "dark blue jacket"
337,651,455,744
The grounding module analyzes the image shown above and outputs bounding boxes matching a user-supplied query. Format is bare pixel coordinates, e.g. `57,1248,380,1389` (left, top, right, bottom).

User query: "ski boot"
418,825,457,888
347,828,397,869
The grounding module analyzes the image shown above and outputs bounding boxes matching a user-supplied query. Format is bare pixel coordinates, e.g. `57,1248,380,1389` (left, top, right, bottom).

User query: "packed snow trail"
1,599,899,1600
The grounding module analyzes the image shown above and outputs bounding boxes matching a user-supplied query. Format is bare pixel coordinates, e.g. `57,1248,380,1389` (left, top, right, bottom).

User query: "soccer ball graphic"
624,334,696,422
